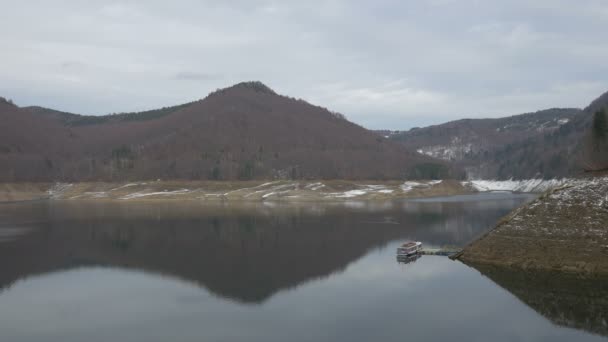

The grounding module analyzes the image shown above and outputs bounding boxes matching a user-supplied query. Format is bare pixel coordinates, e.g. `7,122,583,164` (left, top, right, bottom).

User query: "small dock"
419,247,461,257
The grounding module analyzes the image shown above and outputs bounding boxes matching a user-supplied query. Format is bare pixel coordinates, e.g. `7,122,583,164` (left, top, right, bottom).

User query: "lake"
0,193,606,342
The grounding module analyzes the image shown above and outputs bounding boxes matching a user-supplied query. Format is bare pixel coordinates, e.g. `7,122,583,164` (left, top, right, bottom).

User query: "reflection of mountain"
400,195,532,247
0,199,525,303
468,263,608,337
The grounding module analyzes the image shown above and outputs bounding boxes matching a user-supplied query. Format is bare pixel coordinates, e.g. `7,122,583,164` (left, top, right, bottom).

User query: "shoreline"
0,178,572,203
455,176,608,276
0,179,474,203
4,177,607,276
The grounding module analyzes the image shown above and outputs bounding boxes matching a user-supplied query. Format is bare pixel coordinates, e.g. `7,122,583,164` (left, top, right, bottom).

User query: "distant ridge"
25,101,199,126
387,90,608,179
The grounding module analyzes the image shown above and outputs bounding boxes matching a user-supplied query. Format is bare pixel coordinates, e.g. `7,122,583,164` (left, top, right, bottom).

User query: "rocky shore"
456,177,608,276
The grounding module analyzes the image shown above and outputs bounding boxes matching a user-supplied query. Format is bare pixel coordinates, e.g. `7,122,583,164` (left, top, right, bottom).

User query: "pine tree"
592,109,607,143
592,109,608,152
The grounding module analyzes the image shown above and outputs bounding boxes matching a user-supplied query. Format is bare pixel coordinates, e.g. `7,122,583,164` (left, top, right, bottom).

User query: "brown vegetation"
0,82,456,182
457,177,608,275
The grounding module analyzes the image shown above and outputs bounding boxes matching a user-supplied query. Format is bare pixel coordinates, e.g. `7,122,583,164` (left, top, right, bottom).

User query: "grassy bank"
0,183,52,203
0,179,472,203
456,177,608,275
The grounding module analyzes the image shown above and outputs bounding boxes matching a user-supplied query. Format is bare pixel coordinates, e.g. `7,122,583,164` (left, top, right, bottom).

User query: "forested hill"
0,82,456,182
386,90,608,179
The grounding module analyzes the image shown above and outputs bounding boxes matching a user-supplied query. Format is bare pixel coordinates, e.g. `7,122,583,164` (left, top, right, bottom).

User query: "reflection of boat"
396,254,421,264
397,241,422,257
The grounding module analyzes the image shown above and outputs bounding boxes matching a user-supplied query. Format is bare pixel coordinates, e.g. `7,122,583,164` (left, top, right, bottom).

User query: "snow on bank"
329,190,368,198
305,182,325,191
46,179,447,201
119,189,192,200
48,183,73,198
325,184,396,198
463,179,571,193
401,180,442,192
109,182,148,191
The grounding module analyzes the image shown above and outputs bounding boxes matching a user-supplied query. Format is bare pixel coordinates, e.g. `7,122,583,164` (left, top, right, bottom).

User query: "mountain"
387,90,608,179
0,82,455,182
481,92,608,179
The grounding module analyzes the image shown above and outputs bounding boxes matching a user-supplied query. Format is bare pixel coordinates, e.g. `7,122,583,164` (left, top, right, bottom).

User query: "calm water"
0,193,606,342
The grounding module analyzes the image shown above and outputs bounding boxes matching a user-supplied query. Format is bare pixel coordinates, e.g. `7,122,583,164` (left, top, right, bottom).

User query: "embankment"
0,179,471,203
0,183,51,203
456,177,608,275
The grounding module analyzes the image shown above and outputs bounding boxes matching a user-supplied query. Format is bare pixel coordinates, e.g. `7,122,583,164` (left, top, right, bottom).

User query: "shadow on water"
0,196,527,304
465,263,608,337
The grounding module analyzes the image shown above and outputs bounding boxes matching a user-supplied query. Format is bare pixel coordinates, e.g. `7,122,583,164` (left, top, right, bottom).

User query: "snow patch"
330,190,368,198
305,182,325,191
109,183,147,191
416,137,473,161
401,180,442,192
262,192,276,199
223,181,281,196
325,184,397,198
378,189,394,194
120,189,191,200
70,191,109,199
464,179,570,193
48,183,73,199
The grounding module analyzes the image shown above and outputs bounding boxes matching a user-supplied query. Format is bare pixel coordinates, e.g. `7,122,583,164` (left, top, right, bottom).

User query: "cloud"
174,71,219,81
0,0,607,128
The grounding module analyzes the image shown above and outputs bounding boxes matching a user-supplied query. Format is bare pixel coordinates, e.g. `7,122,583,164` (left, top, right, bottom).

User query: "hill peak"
0,97,16,107
584,89,608,113
232,81,276,93
210,81,277,97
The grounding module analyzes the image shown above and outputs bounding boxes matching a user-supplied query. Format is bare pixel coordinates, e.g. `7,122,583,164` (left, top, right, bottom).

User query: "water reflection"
467,263,608,337
0,195,529,303
1,194,605,341
396,254,421,265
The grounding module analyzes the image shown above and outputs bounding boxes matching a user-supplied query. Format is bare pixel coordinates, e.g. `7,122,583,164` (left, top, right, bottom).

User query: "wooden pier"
419,247,461,257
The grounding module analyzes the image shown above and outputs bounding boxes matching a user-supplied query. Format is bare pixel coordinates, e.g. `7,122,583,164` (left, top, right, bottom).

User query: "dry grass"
458,177,608,276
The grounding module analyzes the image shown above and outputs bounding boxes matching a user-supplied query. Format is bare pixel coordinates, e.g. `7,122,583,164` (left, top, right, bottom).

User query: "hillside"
482,92,608,179
387,108,582,179
388,90,608,179
0,82,454,182
456,176,608,275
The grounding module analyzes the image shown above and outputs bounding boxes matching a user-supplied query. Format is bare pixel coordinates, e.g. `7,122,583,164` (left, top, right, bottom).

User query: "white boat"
396,241,422,257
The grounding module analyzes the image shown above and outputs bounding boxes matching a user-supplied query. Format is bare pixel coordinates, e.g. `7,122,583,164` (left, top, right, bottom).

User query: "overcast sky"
1,0,608,129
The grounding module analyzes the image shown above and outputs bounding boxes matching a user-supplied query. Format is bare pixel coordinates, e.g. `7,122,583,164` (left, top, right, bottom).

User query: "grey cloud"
0,0,607,129
174,72,220,81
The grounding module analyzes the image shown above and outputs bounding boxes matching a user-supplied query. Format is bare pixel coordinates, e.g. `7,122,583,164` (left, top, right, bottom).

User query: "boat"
396,241,422,257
